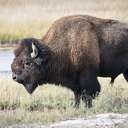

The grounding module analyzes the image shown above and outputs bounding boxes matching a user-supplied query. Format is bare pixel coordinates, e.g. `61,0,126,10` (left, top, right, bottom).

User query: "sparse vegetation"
0,0,128,126
0,75,127,124
0,0,128,43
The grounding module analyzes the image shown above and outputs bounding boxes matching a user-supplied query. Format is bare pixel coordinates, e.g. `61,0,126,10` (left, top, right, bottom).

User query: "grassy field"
0,75,127,124
0,0,128,125
0,0,128,42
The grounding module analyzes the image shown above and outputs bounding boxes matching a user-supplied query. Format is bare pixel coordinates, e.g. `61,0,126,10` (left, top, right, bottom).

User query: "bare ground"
2,113,128,128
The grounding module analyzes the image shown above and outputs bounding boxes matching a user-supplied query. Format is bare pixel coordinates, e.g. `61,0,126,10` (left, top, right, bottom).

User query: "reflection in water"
0,50,14,78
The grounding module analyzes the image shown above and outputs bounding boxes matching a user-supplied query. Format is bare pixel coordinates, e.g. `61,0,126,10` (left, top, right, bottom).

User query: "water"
0,50,14,78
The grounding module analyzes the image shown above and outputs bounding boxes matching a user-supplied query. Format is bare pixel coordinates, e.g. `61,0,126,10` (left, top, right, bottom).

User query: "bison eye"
24,62,31,66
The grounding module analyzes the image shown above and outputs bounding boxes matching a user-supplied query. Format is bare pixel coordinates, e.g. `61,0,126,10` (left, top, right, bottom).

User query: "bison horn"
31,42,38,58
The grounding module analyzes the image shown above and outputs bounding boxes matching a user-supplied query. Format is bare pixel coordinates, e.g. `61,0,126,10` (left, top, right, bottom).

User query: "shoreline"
0,40,18,50
0,47,14,50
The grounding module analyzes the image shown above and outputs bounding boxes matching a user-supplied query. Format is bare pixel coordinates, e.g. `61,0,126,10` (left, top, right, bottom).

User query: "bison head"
11,38,50,94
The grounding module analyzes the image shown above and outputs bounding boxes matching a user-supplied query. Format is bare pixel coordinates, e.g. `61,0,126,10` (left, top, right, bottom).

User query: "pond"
0,50,14,78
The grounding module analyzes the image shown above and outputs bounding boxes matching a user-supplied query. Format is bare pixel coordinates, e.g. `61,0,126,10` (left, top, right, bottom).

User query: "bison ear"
31,42,38,58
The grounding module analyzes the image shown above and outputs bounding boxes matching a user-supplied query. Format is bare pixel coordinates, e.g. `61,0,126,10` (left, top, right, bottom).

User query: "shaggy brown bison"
11,15,128,107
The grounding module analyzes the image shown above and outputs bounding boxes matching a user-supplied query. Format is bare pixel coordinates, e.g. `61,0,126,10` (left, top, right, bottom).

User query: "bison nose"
12,73,17,81
12,73,23,83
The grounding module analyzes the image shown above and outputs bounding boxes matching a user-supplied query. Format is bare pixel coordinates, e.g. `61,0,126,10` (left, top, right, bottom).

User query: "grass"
0,0,128,125
0,0,128,42
0,21,51,42
0,75,127,124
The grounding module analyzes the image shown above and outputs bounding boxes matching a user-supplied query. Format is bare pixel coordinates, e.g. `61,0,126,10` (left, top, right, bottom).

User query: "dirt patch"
50,113,128,128
2,113,128,128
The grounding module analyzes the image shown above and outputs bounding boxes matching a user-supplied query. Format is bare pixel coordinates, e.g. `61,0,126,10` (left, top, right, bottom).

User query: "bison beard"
24,83,37,94
11,15,128,108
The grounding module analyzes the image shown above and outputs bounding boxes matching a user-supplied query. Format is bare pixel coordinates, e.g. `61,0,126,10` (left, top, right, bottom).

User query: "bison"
11,15,128,107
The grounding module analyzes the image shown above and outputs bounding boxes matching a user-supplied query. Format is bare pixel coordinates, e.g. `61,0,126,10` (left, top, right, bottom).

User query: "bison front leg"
81,90,92,108
79,71,101,108
73,92,81,108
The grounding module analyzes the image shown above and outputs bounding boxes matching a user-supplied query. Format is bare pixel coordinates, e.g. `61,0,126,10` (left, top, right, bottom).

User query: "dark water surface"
0,50,14,78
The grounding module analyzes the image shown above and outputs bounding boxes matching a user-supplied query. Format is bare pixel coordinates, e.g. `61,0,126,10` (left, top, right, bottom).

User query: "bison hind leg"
110,75,120,86
123,70,128,82
110,75,118,86
110,78,115,86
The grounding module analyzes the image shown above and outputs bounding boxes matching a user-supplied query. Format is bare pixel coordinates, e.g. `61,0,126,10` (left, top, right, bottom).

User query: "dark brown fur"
11,15,128,107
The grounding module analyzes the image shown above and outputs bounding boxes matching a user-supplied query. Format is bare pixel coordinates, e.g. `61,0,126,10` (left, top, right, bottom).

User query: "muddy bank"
2,113,128,128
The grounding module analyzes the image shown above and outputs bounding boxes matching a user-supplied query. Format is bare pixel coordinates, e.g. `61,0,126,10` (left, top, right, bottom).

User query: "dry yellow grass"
0,75,128,124
0,0,128,41
0,0,128,124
